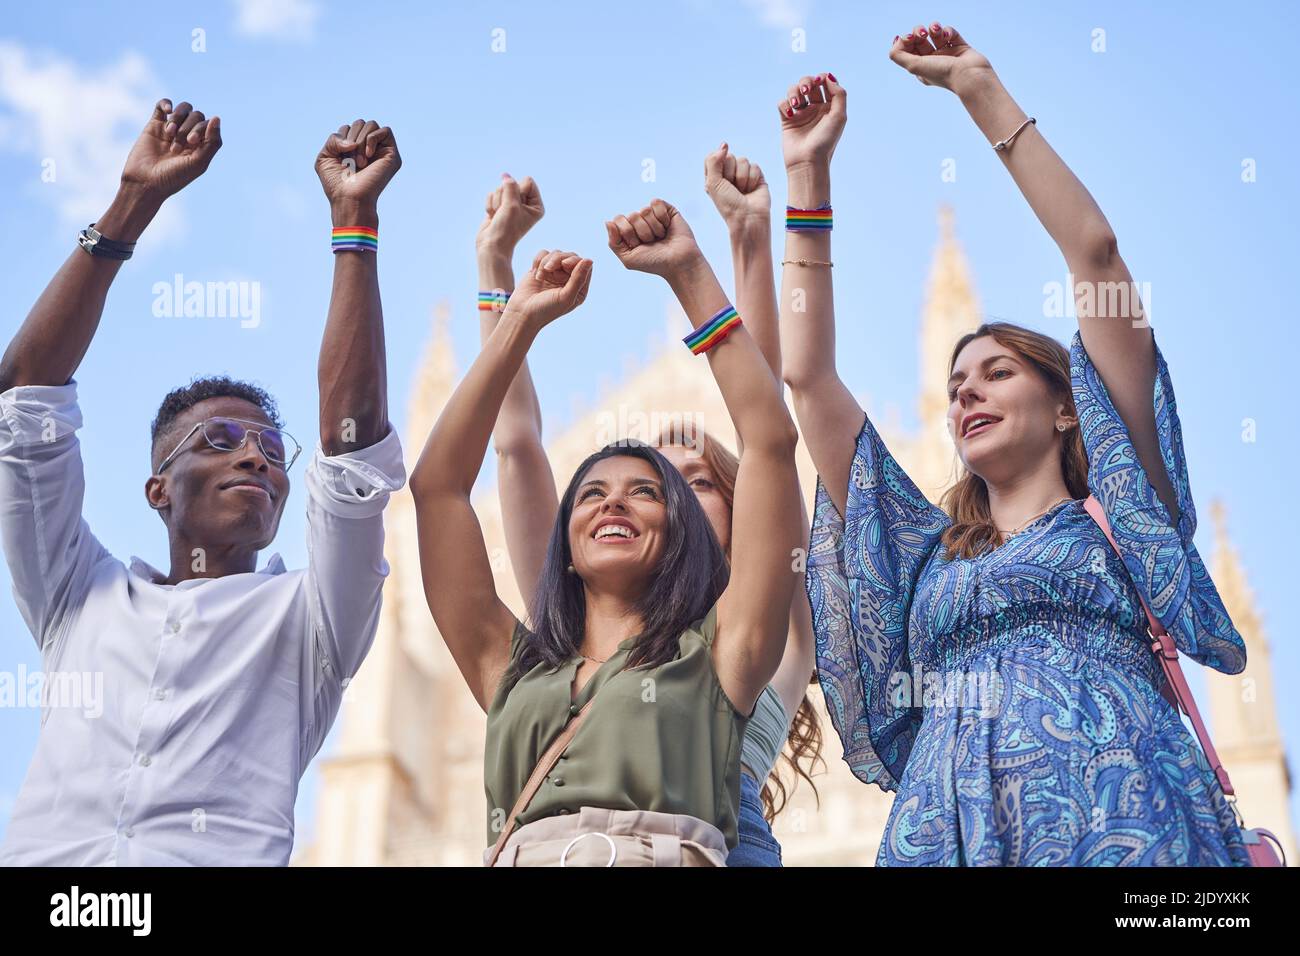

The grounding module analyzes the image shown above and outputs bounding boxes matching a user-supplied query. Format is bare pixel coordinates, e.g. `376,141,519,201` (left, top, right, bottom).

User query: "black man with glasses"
0,101,406,866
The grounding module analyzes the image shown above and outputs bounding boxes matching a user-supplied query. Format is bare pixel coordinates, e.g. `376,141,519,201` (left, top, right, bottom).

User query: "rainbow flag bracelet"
683,305,742,355
785,204,832,231
478,290,511,312
332,226,379,253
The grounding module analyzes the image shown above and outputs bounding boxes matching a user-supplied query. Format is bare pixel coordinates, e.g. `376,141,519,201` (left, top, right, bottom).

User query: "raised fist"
505,250,593,330
476,174,544,255
120,98,222,199
778,73,846,169
605,200,702,280
315,119,401,210
704,143,770,234
889,23,992,94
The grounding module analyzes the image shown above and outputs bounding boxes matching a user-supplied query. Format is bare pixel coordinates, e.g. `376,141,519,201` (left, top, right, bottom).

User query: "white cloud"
0,42,183,239
232,0,320,41
741,0,809,30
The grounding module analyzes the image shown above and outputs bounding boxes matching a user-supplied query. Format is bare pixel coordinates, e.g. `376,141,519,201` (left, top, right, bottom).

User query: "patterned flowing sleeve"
804,412,951,791
1071,330,1246,674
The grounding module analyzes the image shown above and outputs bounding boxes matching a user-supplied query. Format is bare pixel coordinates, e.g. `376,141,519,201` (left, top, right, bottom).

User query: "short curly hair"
150,376,283,463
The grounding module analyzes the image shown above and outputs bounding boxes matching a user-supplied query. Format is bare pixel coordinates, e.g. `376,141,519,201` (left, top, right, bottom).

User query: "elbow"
742,414,799,460
1070,226,1120,272
492,430,545,461
781,363,810,394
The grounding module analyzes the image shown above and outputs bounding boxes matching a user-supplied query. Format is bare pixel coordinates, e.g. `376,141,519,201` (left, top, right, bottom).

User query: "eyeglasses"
156,417,302,474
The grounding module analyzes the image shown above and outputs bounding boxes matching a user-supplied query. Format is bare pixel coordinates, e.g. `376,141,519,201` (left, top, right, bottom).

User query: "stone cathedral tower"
297,210,1293,866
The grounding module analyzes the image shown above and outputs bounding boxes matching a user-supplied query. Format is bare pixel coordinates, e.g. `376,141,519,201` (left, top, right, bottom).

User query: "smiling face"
566,454,668,593
145,396,291,553
946,334,1070,485
654,443,731,555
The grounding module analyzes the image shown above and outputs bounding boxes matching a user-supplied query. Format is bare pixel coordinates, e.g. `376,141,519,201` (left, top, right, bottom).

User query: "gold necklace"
997,496,1072,537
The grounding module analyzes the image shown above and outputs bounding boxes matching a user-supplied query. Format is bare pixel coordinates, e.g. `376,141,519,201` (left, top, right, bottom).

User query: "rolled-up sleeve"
0,381,110,651
301,425,405,752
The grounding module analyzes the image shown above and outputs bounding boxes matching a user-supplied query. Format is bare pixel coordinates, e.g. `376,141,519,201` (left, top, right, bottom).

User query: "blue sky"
1,0,1296,853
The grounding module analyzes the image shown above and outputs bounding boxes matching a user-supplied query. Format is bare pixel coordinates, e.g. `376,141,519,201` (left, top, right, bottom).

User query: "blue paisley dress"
805,330,1249,866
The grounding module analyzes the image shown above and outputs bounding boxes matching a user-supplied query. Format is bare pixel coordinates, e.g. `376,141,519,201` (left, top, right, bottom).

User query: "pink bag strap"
1082,496,1235,797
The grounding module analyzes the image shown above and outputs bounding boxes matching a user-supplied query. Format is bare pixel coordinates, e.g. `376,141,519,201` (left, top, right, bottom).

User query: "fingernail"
790,97,798,107
829,72,838,81
919,28,927,37
905,34,913,40
800,85,809,93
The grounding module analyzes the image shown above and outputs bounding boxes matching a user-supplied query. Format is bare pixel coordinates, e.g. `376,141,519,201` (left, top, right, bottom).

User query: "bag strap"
1082,495,1235,797
486,695,596,867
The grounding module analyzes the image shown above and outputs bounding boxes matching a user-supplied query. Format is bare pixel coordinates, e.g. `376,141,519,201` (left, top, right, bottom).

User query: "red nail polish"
905,34,913,40
829,72,837,81
919,28,927,36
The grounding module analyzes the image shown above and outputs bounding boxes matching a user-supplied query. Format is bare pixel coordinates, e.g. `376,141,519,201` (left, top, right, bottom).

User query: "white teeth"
966,417,998,435
596,524,635,539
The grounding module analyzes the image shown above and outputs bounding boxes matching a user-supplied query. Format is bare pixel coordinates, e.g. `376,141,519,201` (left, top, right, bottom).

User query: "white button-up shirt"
0,382,405,866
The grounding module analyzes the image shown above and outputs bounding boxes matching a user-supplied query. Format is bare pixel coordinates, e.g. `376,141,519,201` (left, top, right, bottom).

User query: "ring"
560,831,617,867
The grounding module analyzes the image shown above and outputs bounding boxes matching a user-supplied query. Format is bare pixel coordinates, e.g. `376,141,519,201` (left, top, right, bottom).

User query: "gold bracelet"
782,258,833,267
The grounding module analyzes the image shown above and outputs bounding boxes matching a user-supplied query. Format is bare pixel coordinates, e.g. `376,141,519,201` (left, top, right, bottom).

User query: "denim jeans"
726,771,783,867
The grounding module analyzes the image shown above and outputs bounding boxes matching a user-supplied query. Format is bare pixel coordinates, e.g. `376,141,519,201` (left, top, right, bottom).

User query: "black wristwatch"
76,224,136,261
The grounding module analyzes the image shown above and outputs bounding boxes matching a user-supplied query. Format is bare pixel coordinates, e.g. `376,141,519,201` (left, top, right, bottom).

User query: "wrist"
666,255,725,319
954,65,1001,103
497,301,543,343
785,162,831,208
476,245,514,270
330,199,379,229
96,185,164,243
663,251,711,289
728,217,772,247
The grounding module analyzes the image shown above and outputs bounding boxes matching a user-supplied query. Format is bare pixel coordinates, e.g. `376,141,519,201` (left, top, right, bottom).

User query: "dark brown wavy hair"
653,419,824,822
940,322,1090,560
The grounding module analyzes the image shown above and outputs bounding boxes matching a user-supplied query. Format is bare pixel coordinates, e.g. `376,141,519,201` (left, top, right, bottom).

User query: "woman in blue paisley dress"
772,24,1249,865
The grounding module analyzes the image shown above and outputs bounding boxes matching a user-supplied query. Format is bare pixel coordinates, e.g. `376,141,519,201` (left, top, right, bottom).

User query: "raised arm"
313,120,401,455
0,99,221,391
476,174,558,612
410,250,593,711
890,22,1175,521
704,145,817,713
607,201,801,715
774,75,864,520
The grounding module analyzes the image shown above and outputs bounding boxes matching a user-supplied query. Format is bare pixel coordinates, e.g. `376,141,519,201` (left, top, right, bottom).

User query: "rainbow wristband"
478,290,511,312
683,305,742,355
786,204,832,232
332,226,378,253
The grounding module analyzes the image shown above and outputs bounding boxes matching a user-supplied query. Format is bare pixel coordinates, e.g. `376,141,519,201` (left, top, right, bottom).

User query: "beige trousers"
485,806,730,867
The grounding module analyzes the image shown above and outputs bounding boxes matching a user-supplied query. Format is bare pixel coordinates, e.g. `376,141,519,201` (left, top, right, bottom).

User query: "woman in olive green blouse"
409,201,803,867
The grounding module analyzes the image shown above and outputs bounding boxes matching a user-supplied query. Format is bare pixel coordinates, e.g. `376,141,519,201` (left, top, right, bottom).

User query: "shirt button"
552,777,565,788
154,689,168,701
568,704,579,716
139,755,152,767
558,808,571,815
123,827,135,839
169,621,182,634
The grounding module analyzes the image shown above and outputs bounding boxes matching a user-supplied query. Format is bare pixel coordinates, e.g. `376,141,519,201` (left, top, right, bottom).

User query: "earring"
566,564,576,574
1056,422,1067,432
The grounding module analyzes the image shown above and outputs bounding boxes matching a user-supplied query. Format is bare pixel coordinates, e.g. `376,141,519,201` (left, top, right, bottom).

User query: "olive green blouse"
483,603,750,849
